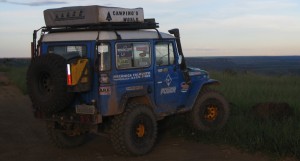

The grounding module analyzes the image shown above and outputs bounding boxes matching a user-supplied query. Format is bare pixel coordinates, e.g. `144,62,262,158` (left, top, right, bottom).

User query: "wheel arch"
113,90,154,116
186,79,220,109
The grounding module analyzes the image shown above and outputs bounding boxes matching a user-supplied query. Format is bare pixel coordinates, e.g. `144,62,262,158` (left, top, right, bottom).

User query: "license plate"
75,104,96,114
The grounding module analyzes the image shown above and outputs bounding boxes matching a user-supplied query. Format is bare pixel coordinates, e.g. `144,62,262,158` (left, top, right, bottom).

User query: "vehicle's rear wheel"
110,104,157,156
46,122,87,148
26,54,74,114
190,88,229,131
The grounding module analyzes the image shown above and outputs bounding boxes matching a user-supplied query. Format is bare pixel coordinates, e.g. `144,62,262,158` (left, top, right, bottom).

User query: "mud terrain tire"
27,54,73,114
46,122,87,148
190,88,229,131
111,104,157,156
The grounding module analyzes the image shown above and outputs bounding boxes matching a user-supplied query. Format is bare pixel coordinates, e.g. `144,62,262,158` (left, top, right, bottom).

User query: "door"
154,41,182,112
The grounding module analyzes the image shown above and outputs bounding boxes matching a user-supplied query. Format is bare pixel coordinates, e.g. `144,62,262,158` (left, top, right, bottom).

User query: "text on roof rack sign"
99,8,144,23
44,6,144,27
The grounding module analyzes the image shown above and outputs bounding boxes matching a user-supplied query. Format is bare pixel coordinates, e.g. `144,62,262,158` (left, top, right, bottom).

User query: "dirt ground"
0,72,295,161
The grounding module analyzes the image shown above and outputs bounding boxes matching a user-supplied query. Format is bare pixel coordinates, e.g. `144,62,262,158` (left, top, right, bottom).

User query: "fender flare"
186,79,220,109
108,88,151,116
202,79,220,87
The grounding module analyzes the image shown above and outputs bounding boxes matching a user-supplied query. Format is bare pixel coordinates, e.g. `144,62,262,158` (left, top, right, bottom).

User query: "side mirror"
178,55,182,65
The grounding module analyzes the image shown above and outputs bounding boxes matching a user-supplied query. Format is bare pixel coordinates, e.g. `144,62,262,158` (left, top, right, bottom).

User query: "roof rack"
43,19,159,33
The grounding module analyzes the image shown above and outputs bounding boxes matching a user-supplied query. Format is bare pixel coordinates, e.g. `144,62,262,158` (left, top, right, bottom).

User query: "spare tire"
27,54,74,114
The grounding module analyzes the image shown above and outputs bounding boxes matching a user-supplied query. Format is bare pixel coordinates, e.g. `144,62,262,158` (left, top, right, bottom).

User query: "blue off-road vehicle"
27,5,229,155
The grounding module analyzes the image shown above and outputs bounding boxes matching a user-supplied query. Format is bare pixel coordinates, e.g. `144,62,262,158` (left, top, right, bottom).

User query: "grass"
0,65,10,72
2,66,28,94
169,71,300,159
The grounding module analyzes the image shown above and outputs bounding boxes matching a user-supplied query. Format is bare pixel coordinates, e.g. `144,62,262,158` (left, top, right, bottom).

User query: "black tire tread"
190,88,229,131
27,54,73,114
110,103,157,156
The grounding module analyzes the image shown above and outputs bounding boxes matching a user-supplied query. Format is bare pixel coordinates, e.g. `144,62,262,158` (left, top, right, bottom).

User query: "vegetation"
1,65,28,94
0,65,10,72
169,71,300,159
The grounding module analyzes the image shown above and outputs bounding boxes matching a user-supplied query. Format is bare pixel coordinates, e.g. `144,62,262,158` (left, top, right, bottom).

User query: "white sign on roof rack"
44,5,144,27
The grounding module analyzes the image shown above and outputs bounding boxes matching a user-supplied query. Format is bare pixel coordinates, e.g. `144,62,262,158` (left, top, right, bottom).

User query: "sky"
0,0,300,57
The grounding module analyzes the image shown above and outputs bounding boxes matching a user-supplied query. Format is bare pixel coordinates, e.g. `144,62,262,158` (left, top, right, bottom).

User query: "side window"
155,42,174,66
98,43,111,71
48,45,87,59
116,42,151,69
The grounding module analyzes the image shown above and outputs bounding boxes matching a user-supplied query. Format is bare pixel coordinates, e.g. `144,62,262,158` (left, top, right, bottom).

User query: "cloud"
0,0,67,6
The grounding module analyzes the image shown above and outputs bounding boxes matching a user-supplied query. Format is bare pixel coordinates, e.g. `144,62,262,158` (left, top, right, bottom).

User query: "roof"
42,30,174,42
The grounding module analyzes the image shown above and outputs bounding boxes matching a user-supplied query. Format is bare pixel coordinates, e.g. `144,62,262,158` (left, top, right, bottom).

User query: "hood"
188,67,208,77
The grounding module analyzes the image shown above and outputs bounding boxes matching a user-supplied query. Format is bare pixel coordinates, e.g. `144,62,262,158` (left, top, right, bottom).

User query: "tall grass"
211,72,300,111
171,71,300,159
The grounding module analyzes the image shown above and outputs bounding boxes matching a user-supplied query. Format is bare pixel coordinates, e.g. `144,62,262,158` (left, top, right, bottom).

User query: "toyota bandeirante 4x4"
27,5,229,155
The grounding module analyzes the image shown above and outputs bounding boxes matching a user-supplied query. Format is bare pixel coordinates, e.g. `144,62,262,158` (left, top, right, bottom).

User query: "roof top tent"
44,5,145,26
43,5,158,32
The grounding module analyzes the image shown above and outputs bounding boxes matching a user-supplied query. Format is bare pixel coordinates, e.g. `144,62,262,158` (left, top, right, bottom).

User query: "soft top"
44,5,144,27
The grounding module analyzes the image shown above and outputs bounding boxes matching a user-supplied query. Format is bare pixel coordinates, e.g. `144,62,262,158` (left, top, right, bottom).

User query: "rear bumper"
34,110,102,125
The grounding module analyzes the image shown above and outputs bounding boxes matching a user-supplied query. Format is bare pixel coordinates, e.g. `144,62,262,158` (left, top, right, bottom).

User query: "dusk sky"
1,0,300,57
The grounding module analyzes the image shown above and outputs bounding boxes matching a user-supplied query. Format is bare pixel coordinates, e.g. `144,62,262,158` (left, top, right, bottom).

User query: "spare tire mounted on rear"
27,54,74,114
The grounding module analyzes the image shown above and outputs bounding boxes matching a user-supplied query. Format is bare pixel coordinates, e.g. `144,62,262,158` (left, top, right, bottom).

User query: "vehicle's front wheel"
110,104,157,156
46,122,87,148
190,89,229,131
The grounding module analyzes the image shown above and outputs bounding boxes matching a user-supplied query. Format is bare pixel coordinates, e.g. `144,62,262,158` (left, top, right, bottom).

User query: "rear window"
48,45,87,59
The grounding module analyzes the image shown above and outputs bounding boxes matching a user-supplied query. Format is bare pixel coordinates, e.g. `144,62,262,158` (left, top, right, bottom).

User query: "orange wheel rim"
204,105,218,121
136,124,145,138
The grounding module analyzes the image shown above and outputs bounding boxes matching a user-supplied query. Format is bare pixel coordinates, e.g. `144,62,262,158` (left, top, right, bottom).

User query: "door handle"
157,81,163,84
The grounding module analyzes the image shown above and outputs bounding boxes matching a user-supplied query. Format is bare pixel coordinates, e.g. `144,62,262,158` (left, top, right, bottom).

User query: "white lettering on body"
160,87,176,95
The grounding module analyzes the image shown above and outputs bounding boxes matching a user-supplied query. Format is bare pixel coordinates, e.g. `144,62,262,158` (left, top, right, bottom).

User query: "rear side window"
116,42,151,69
48,45,87,59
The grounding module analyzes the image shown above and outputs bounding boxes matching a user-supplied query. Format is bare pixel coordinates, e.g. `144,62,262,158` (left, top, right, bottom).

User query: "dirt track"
0,72,288,161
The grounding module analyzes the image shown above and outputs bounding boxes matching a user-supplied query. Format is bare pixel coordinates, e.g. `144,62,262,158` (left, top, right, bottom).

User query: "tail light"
67,64,72,85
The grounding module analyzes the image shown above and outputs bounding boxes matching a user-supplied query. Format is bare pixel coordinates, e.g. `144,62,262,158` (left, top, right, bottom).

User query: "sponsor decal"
113,72,151,81
126,86,144,91
165,74,172,86
161,87,176,95
106,12,112,21
55,9,85,21
116,44,133,57
181,82,189,92
99,86,111,95
105,9,142,22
